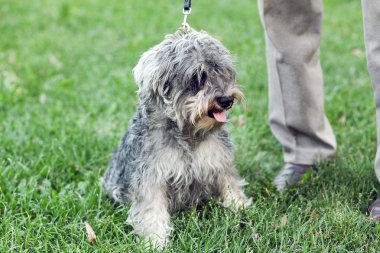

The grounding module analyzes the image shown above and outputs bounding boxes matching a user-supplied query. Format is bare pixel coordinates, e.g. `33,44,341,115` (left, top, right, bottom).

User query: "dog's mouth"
207,109,228,123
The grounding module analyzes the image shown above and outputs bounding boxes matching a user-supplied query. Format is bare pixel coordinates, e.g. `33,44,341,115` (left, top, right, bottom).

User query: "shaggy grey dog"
103,29,251,248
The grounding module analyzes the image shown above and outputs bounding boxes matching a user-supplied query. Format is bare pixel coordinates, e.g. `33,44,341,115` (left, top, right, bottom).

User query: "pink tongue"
213,111,227,122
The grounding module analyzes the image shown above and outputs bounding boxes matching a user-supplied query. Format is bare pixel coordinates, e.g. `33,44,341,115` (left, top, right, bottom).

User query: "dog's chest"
187,134,233,181
166,134,233,210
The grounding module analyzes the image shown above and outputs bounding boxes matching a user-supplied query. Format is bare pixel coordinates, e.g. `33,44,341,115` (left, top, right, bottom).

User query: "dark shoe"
369,197,380,221
273,163,316,191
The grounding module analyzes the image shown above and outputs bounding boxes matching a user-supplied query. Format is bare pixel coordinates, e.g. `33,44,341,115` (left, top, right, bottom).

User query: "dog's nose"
216,96,234,109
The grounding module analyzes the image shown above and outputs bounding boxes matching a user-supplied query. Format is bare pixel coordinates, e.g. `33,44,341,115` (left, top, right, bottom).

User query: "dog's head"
133,29,244,133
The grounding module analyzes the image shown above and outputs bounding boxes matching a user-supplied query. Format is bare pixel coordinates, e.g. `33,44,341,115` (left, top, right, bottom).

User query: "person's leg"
258,0,337,190
362,0,380,220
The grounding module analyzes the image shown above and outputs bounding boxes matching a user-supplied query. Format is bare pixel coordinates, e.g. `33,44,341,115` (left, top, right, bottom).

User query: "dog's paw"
243,197,253,208
142,234,168,251
222,195,252,211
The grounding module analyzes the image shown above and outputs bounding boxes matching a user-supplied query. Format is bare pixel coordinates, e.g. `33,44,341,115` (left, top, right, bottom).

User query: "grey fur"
102,29,251,248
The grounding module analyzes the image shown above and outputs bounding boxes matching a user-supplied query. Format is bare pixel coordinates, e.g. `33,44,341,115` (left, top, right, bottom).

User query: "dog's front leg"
219,174,252,211
127,184,172,249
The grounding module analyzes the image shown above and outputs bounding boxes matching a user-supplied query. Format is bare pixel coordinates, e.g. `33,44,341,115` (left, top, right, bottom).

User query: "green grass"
1,0,379,252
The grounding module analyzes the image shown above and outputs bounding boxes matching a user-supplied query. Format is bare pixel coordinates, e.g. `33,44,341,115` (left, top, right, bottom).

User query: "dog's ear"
133,45,174,103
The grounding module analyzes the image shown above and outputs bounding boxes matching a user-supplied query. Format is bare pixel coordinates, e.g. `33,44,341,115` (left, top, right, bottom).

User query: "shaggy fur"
102,29,251,248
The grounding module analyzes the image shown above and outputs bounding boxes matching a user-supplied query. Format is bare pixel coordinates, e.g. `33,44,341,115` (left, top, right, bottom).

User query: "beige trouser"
363,1,380,182
259,0,380,180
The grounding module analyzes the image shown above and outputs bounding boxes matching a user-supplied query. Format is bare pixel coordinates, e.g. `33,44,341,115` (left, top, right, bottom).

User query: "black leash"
182,0,191,30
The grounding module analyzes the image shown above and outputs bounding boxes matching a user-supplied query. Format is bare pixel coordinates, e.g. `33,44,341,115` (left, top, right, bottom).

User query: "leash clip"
182,0,191,31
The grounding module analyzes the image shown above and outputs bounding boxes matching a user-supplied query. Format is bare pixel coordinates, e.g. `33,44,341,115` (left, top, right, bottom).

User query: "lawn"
1,0,379,252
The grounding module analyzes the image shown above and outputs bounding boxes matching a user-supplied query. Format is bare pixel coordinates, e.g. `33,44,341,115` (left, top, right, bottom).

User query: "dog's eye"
188,71,208,95
191,72,207,93
199,72,207,88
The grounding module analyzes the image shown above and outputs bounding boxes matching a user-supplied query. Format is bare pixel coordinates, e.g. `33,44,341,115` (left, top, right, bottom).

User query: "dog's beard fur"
103,29,251,249
182,84,244,134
